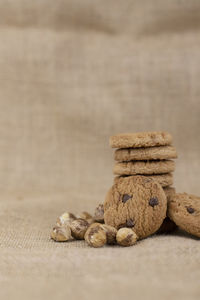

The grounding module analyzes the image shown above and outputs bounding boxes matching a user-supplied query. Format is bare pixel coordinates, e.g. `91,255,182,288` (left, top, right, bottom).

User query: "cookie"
114,146,177,162
157,187,177,234
104,176,167,239
163,186,176,200
168,193,200,238
110,131,172,149
114,160,175,175
114,173,173,187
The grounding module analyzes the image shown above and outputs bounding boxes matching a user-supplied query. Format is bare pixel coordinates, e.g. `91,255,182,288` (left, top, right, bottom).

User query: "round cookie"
163,186,176,199
168,193,200,238
114,146,177,162
114,160,175,175
104,176,167,239
110,131,172,149
114,173,173,187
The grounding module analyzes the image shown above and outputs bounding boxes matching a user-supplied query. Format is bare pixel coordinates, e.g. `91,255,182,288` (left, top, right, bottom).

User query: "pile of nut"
51,204,138,247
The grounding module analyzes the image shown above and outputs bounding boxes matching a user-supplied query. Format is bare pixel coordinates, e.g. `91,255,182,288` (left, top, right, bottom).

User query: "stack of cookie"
110,131,177,190
110,131,177,232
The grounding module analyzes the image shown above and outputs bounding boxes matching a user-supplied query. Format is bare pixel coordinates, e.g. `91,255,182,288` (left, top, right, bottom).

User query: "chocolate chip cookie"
163,186,176,200
114,146,177,162
114,160,175,175
110,131,172,149
104,176,167,239
114,173,173,187
168,193,200,238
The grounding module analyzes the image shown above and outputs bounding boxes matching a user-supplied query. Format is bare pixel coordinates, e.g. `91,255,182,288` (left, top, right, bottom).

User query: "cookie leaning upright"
168,193,200,237
104,176,167,239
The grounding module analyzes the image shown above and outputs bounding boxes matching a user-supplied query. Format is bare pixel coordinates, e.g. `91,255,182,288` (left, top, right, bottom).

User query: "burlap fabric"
0,1,200,299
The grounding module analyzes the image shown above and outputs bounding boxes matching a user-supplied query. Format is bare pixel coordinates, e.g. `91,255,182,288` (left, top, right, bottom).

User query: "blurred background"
0,0,200,203
0,1,200,299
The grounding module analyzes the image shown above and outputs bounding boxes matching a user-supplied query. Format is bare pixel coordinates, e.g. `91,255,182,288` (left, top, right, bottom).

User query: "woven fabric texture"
0,1,200,299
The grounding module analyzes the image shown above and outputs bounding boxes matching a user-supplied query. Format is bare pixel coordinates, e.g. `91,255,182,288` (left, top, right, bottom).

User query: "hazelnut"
85,223,107,248
116,228,138,247
76,211,94,225
101,224,117,245
86,218,94,225
94,204,104,223
56,212,76,226
77,211,92,220
70,218,89,240
51,225,73,242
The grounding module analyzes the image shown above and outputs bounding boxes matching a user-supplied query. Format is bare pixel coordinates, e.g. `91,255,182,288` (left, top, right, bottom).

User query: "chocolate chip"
186,207,195,214
122,194,132,203
149,197,159,207
126,219,135,227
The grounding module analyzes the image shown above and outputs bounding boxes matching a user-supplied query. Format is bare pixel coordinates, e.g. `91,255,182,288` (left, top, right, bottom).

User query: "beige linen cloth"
0,1,200,299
